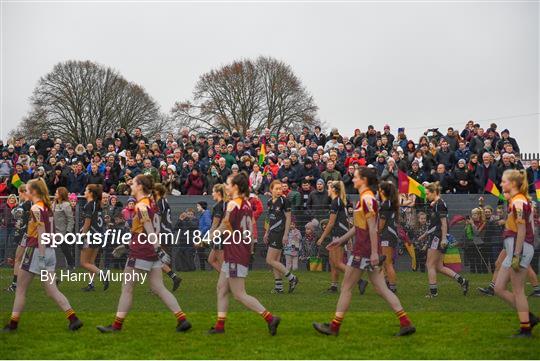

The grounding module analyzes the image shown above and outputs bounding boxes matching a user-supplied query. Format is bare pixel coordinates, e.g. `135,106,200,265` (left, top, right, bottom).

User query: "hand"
370,252,379,268
156,247,171,264
282,236,288,245
440,237,448,249
511,255,521,272
326,237,342,250
263,233,268,245
112,245,128,258
38,255,46,271
316,237,323,246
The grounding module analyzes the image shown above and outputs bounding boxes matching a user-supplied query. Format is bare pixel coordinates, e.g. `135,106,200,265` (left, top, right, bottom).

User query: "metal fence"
0,194,538,274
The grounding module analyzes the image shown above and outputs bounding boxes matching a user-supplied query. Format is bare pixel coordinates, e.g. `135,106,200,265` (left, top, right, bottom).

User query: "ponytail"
331,181,347,205
503,169,530,201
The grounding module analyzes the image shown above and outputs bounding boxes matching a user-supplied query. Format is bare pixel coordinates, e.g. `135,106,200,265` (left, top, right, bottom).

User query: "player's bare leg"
368,268,415,336
209,271,230,334
148,267,191,332
6,246,25,292
382,246,397,293
266,247,297,293
313,265,361,335
229,277,280,335
80,248,101,291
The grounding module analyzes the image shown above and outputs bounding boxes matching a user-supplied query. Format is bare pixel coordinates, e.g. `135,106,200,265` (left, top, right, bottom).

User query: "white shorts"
20,247,56,275
221,262,249,278
346,255,371,271
126,257,163,271
502,237,534,269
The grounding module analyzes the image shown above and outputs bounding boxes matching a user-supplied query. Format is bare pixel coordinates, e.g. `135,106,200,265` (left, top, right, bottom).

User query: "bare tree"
10,60,162,145
171,56,318,135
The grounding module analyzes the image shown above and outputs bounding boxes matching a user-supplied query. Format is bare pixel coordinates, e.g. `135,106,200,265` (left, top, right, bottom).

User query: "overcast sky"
1,1,538,152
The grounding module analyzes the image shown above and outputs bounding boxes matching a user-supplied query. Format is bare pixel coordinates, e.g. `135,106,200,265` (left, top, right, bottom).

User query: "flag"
11,174,23,189
258,142,266,166
443,246,462,273
398,170,426,199
485,179,505,202
535,180,540,201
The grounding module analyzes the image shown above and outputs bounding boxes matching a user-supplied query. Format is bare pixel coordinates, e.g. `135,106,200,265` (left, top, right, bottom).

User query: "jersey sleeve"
379,201,391,220
437,200,448,218
512,200,526,224
82,202,93,220
330,198,339,214
31,205,44,227
362,196,378,219
137,203,151,223
282,197,291,212
213,203,224,220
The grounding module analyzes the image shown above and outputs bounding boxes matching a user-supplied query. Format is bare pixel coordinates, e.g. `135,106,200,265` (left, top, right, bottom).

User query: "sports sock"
8,315,19,330
65,308,78,322
175,311,186,322
112,316,124,330
330,314,343,332
520,321,531,333
453,274,464,285
11,275,17,284
274,278,283,291
261,310,274,324
214,315,226,331
395,309,411,327
284,272,295,281
429,284,438,295
331,282,338,288
167,270,177,280
388,283,397,292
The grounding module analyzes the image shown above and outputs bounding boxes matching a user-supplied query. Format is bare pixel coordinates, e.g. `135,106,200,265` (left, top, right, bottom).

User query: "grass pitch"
0,269,538,359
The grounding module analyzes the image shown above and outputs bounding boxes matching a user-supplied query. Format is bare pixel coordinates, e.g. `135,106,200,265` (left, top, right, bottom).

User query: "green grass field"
0,269,538,359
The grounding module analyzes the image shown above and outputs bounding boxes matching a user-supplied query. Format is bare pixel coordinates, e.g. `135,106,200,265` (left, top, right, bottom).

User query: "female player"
313,168,415,337
6,185,32,292
316,181,350,293
494,169,538,337
3,179,82,332
422,182,469,298
79,184,108,291
97,174,191,333
378,181,400,293
154,183,181,291
207,184,228,272
263,180,298,293
208,172,280,335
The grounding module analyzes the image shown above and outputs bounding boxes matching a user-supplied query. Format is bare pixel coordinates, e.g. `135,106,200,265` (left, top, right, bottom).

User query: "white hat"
167,165,176,172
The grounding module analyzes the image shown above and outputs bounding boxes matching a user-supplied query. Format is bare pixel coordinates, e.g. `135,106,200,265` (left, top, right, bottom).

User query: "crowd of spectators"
0,120,537,200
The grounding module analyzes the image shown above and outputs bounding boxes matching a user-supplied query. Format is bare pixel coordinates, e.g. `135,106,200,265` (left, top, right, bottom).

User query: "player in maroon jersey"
208,173,280,335
3,179,83,332
313,168,415,337
97,174,191,333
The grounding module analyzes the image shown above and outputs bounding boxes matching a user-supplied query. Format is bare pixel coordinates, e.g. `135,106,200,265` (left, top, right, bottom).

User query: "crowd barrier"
0,194,538,274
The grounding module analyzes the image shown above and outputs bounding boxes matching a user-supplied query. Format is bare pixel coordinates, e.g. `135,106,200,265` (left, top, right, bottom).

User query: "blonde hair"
503,169,530,201
425,181,441,195
471,207,486,223
213,183,229,202
331,180,347,205
27,178,52,210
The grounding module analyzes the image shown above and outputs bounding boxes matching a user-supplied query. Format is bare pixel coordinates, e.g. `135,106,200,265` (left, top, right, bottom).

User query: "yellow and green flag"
398,170,426,199
11,173,23,189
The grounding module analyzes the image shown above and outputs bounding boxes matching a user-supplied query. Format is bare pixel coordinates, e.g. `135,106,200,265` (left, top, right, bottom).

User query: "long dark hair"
379,181,399,219
231,172,250,198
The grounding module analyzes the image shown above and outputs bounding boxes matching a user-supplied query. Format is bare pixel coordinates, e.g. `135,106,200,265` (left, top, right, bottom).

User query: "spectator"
474,152,498,193
184,167,205,195
307,179,331,221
